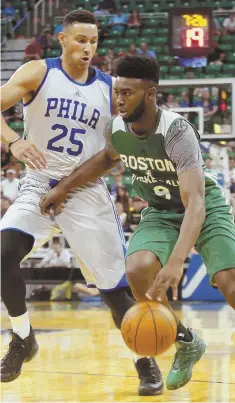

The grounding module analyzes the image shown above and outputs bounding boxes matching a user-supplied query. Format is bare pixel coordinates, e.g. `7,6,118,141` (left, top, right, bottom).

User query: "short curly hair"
63,10,98,28
115,55,160,85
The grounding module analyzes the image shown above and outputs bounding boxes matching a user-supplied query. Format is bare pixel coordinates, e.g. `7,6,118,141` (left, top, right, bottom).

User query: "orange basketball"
121,301,177,356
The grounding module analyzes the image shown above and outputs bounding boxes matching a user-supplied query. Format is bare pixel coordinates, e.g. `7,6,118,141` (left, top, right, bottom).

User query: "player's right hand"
39,185,68,216
10,138,47,170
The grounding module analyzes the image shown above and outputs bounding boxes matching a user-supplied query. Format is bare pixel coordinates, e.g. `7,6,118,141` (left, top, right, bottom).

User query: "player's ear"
58,31,66,48
148,87,156,100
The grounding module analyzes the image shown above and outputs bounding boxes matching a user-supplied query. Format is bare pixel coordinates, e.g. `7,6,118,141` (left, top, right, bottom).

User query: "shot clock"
169,8,213,56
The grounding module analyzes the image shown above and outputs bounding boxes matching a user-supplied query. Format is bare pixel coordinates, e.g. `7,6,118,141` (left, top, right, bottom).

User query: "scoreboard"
169,8,213,56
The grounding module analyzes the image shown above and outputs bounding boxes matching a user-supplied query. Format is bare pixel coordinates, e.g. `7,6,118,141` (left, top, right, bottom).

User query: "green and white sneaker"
166,329,206,390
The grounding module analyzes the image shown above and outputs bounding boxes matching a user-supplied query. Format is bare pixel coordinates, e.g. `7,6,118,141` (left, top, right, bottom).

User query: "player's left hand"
39,185,68,216
146,264,183,302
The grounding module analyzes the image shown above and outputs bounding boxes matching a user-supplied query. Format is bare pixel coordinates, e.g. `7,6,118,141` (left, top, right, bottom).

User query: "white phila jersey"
23,57,113,180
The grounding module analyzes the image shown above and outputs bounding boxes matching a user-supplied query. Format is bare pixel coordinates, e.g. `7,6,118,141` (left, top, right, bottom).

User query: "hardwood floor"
1,300,235,402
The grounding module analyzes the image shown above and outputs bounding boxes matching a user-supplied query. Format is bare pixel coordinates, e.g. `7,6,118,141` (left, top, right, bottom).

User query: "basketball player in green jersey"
40,55,235,390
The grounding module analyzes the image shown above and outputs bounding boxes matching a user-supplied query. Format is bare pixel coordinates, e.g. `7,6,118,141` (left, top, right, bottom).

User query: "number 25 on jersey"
47,123,85,156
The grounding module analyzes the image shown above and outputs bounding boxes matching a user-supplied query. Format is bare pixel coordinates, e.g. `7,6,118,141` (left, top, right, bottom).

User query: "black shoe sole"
24,342,39,363
138,385,164,396
1,344,39,383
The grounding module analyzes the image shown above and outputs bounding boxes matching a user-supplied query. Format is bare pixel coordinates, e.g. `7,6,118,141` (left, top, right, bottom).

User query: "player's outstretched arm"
1,60,47,170
39,119,120,215
146,119,206,301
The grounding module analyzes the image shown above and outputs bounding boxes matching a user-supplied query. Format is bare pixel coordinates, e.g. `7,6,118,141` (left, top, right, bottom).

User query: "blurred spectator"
179,91,190,107
37,28,53,58
1,169,19,202
50,279,99,301
3,101,23,123
7,154,24,178
156,93,167,108
98,26,109,43
128,44,138,56
114,173,123,187
1,145,11,170
165,94,179,109
223,12,235,34
54,24,63,34
73,282,99,296
185,66,196,79
116,185,130,214
1,171,5,182
137,42,156,59
2,1,16,17
92,52,104,69
209,52,226,65
204,156,213,169
212,17,222,36
1,197,12,217
37,238,71,268
115,201,127,226
108,171,124,200
100,62,109,73
109,161,125,177
128,196,145,232
108,9,128,32
230,179,235,195
127,9,142,33
95,0,116,15
230,157,235,181
194,88,218,133
14,101,23,121
103,49,116,75
24,37,41,61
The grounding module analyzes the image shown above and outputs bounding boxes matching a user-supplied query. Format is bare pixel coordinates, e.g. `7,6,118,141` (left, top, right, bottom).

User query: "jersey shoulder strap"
112,115,125,133
163,109,201,143
45,57,61,70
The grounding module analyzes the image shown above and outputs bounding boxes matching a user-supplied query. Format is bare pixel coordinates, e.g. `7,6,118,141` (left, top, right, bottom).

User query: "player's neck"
130,107,159,137
61,57,89,84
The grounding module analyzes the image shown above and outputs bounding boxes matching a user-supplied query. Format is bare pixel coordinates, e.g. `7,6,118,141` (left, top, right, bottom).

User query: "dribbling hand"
10,139,47,170
146,264,183,302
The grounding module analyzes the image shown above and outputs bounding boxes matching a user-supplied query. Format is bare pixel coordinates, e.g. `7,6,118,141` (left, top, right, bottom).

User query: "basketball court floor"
1,300,235,402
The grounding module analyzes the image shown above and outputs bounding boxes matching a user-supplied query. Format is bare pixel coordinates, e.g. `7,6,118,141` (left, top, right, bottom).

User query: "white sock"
9,311,30,339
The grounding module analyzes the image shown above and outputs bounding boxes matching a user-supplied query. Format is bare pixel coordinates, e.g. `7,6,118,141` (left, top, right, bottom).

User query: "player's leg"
1,180,58,382
214,268,235,309
126,207,206,390
196,191,235,309
56,181,163,396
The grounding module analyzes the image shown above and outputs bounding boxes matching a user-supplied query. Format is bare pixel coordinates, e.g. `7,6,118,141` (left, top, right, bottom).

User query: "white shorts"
1,174,127,291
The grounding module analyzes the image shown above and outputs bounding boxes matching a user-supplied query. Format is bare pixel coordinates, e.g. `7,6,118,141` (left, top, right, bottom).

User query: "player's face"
115,77,154,123
59,23,98,67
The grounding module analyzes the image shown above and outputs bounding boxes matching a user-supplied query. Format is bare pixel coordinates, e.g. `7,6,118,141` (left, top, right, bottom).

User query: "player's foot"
135,357,163,396
1,326,39,383
166,329,206,390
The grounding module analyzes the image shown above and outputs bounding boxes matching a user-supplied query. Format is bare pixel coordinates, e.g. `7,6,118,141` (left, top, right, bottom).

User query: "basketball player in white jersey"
0,10,163,395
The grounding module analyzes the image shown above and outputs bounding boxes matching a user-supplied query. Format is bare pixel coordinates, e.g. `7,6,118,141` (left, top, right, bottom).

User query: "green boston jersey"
109,108,220,212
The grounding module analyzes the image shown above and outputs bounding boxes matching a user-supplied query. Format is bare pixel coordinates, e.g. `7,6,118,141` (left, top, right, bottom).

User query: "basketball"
121,301,177,356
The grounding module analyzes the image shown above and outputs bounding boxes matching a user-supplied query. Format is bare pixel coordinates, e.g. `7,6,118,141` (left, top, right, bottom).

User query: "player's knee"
1,238,19,269
1,230,34,270
215,269,235,309
126,252,158,301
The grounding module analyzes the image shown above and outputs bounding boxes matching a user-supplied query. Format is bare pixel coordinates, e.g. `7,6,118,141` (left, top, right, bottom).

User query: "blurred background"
1,0,235,302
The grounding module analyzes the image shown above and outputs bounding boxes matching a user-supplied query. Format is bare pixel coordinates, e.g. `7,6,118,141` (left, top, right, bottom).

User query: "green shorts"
127,185,235,285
